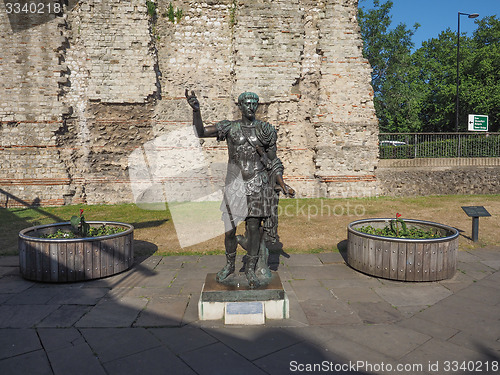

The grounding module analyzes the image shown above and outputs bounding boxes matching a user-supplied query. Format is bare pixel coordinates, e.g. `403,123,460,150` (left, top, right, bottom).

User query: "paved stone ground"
0,248,499,375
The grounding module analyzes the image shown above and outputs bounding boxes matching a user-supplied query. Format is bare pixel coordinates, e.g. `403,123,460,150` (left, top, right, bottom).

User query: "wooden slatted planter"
347,219,459,281
19,221,134,282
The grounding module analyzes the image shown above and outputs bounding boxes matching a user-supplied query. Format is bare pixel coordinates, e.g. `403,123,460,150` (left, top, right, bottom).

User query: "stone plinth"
198,273,289,325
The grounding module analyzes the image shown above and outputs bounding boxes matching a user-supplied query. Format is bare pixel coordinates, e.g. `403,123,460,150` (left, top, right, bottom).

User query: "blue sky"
359,0,499,50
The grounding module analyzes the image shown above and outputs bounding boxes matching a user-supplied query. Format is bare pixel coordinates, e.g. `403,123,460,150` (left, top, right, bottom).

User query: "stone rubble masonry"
377,158,500,197
0,0,380,208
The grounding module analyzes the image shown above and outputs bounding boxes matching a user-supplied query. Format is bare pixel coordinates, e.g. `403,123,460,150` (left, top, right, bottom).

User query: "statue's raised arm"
185,89,217,138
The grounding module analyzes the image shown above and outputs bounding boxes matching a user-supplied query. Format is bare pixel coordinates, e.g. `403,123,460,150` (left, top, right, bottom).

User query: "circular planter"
347,219,459,281
19,221,134,282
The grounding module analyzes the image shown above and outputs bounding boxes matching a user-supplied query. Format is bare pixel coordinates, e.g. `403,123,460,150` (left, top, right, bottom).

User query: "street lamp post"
456,12,479,132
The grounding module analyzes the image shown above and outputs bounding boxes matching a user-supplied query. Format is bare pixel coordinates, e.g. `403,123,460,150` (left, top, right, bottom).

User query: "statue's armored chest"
228,124,259,147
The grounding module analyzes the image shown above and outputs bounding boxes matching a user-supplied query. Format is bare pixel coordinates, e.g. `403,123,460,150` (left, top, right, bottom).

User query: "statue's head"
238,92,259,106
237,92,259,121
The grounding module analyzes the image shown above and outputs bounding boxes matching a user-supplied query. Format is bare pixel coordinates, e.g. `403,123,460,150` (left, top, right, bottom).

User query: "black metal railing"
379,133,500,159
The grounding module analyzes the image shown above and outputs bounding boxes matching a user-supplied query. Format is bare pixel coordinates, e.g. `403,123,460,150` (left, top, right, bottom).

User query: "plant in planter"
357,213,443,239
19,210,134,282
41,210,126,239
347,214,459,282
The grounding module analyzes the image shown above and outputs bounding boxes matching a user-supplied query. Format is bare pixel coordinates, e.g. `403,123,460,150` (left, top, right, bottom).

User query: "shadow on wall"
4,0,79,32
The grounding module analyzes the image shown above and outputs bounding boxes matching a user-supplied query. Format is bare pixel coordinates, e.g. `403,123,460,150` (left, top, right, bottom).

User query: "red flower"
396,213,401,218
80,209,84,216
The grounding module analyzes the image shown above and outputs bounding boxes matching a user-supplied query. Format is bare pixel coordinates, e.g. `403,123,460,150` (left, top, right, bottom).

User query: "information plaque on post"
461,206,491,242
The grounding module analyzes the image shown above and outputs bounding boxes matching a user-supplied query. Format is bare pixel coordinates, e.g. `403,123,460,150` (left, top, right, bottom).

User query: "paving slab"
149,327,218,354
349,301,403,324
456,261,495,280
137,269,178,288
374,284,452,307
3,287,62,305
481,260,500,270
317,252,345,264
332,325,431,359
396,316,459,341
46,342,107,375
45,287,109,305
0,349,53,375
453,283,500,305
37,305,92,328
395,305,429,319
399,338,480,374
0,305,60,328
80,327,162,363
104,346,196,375
0,328,42,360
288,264,362,280
134,295,190,327
253,341,340,375
280,253,322,267
205,327,303,361
288,279,331,301
0,267,19,277
75,297,148,328
37,328,86,352
299,298,361,326
467,248,500,261
320,276,382,289
0,257,19,267
458,251,482,262
330,286,384,303
320,335,402,375
437,270,476,292
447,330,500,354
182,295,200,325
0,275,34,294
416,295,500,340
180,342,268,375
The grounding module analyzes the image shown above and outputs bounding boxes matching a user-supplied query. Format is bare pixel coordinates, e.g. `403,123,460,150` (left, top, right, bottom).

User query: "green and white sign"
468,114,488,131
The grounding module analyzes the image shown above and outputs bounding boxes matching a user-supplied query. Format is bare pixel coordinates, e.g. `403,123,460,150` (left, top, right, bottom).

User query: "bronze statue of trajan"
186,90,295,288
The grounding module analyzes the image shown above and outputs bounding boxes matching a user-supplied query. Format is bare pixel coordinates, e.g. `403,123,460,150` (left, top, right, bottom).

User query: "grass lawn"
2,194,499,257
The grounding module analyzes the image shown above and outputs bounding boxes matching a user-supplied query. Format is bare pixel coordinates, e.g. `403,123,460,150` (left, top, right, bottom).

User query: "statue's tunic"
216,119,279,228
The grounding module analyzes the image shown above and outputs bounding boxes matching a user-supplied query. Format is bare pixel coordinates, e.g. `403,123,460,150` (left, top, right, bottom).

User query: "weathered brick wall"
153,0,379,199
0,0,379,207
0,4,71,206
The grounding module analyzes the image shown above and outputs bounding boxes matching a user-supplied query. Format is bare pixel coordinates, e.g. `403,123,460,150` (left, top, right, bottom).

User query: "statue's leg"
216,227,237,282
236,221,249,251
256,237,272,280
245,217,262,288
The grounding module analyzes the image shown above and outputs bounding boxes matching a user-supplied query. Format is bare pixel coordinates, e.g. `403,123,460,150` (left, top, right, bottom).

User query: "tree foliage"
358,1,500,132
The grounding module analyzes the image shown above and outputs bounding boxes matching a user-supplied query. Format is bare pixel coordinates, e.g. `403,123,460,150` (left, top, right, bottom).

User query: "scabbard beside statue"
185,89,295,289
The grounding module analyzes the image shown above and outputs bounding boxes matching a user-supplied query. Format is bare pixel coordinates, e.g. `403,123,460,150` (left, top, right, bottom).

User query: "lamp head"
468,13,479,18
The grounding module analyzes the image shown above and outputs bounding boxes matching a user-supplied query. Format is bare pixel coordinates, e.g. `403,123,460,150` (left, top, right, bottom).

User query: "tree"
411,29,460,132
461,16,500,131
411,16,499,132
358,0,420,132
359,2,499,133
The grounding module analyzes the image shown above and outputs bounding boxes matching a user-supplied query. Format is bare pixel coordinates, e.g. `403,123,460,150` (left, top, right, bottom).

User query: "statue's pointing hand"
185,89,200,111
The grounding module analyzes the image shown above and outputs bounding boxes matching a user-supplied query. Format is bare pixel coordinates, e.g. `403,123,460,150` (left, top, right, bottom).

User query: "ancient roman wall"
0,0,379,208
377,158,500,196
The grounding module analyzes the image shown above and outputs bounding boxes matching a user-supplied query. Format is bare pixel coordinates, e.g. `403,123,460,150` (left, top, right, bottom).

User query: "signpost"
461,206,491,242
468,114,488,131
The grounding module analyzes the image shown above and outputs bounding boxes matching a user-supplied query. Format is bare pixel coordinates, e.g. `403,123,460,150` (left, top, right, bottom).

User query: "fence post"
458,134,461,158
414,134,417,159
